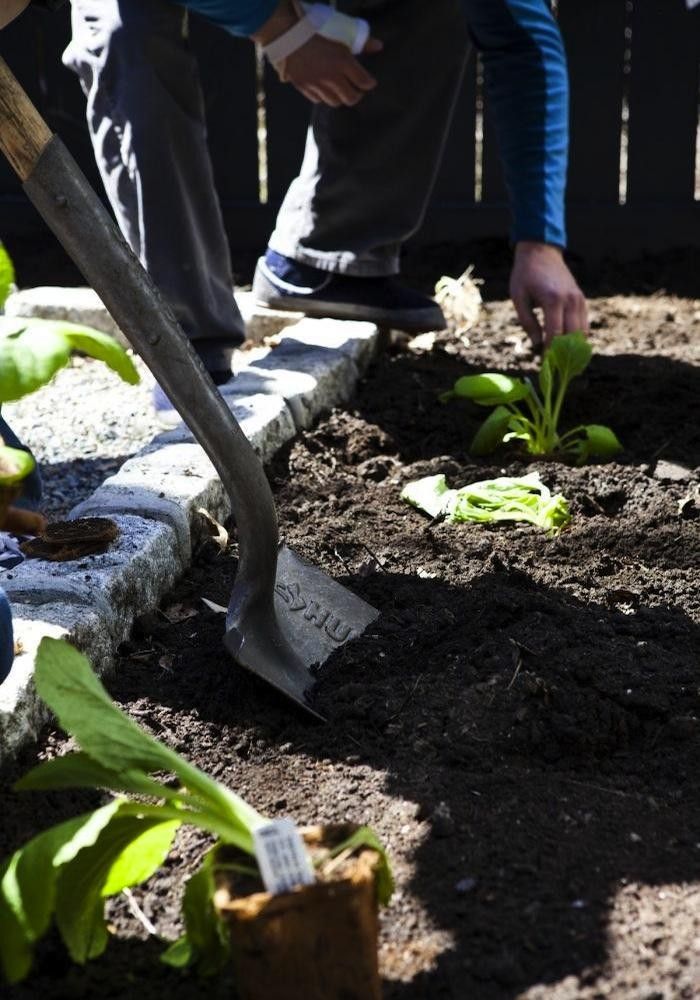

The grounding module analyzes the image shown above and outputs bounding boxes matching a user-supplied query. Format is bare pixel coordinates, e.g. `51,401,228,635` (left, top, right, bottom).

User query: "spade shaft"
0,58,379,715
0,56,279,627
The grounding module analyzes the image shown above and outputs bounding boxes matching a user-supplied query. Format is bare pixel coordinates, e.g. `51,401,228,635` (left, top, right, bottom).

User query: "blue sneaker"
0,586,14,684
253,250,446,333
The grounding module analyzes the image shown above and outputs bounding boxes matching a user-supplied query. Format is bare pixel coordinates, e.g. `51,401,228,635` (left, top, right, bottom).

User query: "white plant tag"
253,819,315,895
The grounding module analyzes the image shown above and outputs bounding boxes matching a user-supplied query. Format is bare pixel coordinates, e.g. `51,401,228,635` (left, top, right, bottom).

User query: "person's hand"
253,0,382,107
279,34,382,107
509,241,588,350
0,0,30,30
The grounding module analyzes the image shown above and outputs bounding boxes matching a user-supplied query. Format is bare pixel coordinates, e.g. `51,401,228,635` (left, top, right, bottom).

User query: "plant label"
253,818,315,894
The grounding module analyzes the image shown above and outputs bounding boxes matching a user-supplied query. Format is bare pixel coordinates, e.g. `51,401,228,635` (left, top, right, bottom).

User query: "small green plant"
440,331,622,464
0,241,139,494
0,638,392,983
401,471,571,534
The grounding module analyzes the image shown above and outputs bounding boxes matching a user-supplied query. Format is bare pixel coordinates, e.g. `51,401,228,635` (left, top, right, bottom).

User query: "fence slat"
558,0,627,205
627,1,699,204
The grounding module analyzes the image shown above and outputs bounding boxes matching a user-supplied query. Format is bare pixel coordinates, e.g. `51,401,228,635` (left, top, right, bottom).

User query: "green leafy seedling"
0,638,393,984
440,332,622,464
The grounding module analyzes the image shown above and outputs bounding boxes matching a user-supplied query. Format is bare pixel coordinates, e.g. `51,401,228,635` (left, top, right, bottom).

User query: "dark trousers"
65,0,471,310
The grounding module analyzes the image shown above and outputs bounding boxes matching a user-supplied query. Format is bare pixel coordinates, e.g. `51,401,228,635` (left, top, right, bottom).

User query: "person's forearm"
0,0,30,29
464,0,568,248
251,0,298,45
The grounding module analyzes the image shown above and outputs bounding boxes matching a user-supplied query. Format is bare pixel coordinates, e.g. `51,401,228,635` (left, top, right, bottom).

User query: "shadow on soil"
3,562,692,998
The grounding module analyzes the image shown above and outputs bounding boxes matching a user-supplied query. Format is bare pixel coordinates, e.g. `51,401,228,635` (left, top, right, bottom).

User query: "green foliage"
0,243,15,311
0,445,35,486
0,317,139,403
0,245,140,490
0,638,393,983
165,852,231,977
326,826,394,906
401,472,571,535
443,332,622,465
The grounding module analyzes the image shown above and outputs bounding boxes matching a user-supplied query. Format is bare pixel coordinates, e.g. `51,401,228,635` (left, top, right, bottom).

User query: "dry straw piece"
434,266,483,335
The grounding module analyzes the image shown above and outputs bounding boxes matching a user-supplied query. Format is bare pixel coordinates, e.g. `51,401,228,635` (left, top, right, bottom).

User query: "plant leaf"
449,373,529,407
17,751,183,802
327,827,394,906
46,321,139,385
0,243,15,311
545,331,592,384
54,807,179,963
0,800,121,985
400,474,453,519
538,355,553,399
160,934,193,969
0,873,32,984
0,318,139,404
565,423,623,465
0,445,35,487
34,639,179,775
34,638,264,852
470,405,513,456
176,853,230,975
101,819,180,897
0,325,71,402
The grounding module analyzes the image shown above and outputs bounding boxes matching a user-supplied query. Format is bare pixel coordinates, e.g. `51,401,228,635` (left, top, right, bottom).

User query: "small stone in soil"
455,876,478,894
431,801,455,838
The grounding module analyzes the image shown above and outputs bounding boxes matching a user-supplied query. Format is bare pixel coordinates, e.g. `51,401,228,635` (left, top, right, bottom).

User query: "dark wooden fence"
0,0,698,260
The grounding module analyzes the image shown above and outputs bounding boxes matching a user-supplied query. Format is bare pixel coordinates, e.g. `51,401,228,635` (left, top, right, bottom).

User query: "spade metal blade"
224,545,379,718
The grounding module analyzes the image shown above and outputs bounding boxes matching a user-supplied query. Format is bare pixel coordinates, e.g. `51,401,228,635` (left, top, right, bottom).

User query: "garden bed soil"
2,292,699,999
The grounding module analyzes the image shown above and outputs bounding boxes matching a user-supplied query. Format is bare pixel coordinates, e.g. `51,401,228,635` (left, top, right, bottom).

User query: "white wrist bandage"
263,2,370,66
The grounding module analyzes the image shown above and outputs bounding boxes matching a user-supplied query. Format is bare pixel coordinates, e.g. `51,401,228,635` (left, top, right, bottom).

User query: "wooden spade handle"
0,56,52,181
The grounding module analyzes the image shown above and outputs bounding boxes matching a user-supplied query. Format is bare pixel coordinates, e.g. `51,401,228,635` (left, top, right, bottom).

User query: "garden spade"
0,57,378,718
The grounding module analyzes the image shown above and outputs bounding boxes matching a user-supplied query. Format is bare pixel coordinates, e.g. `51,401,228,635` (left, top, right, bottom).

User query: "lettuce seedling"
401,472,571,534
440,332,621,464
0,638,392,983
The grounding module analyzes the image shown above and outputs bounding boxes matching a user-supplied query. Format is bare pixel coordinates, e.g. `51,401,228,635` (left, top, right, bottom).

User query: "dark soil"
2,292,699,999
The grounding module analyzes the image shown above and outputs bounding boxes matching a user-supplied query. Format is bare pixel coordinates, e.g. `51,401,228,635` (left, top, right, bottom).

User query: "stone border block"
3,516,181,647
277,317,379,374
0,601,113,760
155,392,296,464
224,339,358,430
4,286,302,347
72,487,193,563
4,286,122,340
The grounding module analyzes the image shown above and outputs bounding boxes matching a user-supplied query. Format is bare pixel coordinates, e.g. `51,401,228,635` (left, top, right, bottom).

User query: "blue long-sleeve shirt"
179,0,569,246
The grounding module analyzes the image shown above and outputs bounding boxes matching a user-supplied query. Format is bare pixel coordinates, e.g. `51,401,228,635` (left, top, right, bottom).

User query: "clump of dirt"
1,292,698,999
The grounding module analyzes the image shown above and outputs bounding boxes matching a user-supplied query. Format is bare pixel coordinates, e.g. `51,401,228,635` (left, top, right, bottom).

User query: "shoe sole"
253,265,446,334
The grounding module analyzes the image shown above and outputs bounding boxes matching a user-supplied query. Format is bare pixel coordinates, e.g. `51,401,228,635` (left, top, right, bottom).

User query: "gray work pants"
64,0,245,371
65,0,469,302
270,0,471,275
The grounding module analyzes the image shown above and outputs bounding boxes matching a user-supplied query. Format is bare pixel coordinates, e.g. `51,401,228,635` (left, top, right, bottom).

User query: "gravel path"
3,355,161,520
1,334,272,522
